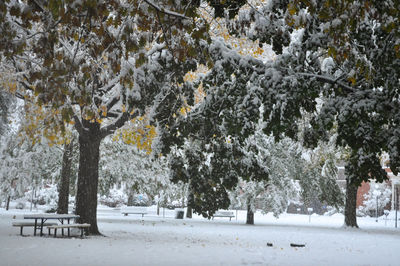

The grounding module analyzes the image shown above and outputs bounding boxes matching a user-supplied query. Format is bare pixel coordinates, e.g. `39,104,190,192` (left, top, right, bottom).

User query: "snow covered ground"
1,205,399,266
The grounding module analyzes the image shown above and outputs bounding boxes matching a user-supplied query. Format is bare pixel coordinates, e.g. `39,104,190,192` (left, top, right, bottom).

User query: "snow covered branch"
294,72,355,93
143,0,191,20
100,111,137,138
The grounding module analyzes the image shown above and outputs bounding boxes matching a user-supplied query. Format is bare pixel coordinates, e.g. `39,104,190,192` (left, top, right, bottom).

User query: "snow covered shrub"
358,182,391,217
45,206,57,213
98,187,127,207
130,194,151,206
23,184,59,206
15,201,25,209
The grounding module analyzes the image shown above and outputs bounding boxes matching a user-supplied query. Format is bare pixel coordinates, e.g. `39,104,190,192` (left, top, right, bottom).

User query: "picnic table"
23,213,80,236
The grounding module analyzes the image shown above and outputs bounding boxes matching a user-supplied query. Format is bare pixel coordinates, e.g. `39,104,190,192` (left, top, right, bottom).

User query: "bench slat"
47,223,90,229
212,211,235,221
12,222,58,226
13,221,57,236
47,223,91,238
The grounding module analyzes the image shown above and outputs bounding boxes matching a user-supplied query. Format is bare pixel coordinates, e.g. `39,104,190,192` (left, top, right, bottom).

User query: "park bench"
12,221,58,236
212,211,235,221
121,206,147,217
47,223,91,238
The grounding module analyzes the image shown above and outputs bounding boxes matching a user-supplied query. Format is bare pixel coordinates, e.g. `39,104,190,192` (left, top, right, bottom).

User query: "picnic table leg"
34,219,37,236
61,220,64,236
20,226,23,236
40,219,45,236
67,218,70,237
54,228,57,238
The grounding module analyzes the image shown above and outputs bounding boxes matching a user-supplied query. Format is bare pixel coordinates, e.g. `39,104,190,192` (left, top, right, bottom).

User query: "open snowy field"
1,205,399,266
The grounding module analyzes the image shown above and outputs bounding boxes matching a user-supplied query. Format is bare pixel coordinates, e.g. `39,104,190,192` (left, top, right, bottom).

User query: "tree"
56,138,75,214
229,131,343,224
1,0,212,234
0,132,63,208
163,0,399,227
0,90,14,136
98,132,169,206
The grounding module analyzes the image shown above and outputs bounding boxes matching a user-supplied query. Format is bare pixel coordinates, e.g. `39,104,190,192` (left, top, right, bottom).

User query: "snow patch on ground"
1,205,400,266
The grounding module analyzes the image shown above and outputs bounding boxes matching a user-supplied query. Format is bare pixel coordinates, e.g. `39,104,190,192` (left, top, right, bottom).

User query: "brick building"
337,162,399,210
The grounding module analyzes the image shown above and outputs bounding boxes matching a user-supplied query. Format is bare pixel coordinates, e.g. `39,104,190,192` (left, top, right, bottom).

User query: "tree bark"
246,201,254,225
57,140,74,214
186,190,193,218
127,193,134,206
344,179,359,228
186,206,193,218
6,195,10,211
75,121,102,235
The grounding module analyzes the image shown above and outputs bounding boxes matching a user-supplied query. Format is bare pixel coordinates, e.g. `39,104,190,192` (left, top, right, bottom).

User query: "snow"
1,204,400,266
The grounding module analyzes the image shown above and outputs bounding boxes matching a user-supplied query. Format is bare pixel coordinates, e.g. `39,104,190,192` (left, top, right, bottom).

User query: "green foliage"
168,136,268,218
197,0,400,187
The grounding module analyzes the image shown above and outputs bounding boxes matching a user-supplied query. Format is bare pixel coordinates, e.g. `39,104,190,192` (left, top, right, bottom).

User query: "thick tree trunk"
344,179,359,228
246,202,254,225
75,121,102,235
186,206,193,218
57,140,74,214
186,190,193,218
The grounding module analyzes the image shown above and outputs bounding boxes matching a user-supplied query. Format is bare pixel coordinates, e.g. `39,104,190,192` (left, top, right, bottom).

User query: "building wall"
356,182,370,208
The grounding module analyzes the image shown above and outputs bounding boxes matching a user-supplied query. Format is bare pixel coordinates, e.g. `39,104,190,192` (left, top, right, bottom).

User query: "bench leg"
40,220,44,236
54,228,57,238
81,228,84,238
20,226,23,236
67,219,70,237
34,220,37,236
48,228,50,235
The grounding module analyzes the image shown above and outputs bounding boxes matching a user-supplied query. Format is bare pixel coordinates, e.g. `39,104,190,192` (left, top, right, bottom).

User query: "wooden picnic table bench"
12,221,58,236
47,223,91,238
212,211,235,221
121,206,147,217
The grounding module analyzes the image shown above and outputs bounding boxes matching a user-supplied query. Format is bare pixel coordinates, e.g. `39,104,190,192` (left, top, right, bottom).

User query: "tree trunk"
246,202,254,225
75,121,102,235
186,190,193,218
6,195,10,211
57,140,74,214
127,193,134,206
344,179,359,228
186,206,193,218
